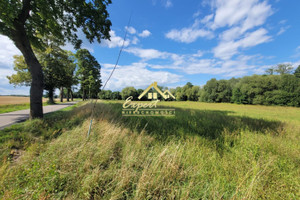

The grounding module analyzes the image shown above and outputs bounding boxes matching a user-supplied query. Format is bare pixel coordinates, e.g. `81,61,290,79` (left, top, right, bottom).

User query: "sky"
1,0,300,95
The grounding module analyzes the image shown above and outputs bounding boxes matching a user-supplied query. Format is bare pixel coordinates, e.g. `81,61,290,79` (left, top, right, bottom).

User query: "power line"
87,13,132,137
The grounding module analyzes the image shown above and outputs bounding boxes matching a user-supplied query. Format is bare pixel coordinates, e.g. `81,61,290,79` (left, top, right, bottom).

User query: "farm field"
0,96,39,105
0,96,77,114
0,101,299,199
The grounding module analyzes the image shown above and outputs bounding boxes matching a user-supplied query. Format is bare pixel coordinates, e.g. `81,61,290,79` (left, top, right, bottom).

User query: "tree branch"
17,0,32,24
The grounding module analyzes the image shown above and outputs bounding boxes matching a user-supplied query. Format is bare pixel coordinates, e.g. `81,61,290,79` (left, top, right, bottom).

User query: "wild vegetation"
99,64,300,107
0,101,299,199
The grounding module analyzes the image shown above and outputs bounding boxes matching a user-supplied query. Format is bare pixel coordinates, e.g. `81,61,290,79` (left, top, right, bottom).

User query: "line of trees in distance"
100,64,300,107
8,47,102,104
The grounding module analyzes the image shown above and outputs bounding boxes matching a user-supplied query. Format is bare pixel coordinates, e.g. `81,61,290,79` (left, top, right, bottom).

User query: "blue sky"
1,0,300,94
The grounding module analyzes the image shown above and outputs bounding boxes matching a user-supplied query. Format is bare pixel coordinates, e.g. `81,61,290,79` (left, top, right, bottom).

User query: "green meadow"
0,101,299,199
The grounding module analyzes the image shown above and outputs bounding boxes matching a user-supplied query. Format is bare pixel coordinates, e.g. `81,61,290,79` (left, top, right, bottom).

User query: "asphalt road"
0,101,78,130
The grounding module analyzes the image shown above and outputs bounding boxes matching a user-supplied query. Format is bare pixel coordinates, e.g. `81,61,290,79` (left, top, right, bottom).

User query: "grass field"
0,96,78,114
0,101,299,199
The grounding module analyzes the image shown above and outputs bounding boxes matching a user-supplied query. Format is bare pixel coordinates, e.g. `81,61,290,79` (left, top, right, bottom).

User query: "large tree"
275,64,293,75
0,0,111,118
75,49,102,100
121,87,138,100
7,46,76,104
39,46,76,104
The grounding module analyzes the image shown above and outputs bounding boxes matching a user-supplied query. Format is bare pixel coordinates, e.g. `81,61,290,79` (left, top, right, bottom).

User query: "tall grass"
0,101,299,199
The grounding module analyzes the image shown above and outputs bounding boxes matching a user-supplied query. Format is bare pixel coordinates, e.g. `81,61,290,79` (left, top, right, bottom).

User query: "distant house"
138,82,175,100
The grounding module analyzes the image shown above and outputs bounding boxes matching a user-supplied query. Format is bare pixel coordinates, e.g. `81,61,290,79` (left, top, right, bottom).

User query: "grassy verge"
0,99,80,114
0,101,299,199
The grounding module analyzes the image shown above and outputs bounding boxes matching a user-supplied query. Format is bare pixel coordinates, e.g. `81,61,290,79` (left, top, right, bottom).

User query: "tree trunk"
66,88,70,102
89,86,91,100
60,87,64,102
71,89,74,101
12,24,43,119
48,88,55,104
82,88,85,101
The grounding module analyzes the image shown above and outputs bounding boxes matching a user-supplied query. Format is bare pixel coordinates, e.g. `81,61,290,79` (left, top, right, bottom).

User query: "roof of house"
163,90,175,99
138,82,166,100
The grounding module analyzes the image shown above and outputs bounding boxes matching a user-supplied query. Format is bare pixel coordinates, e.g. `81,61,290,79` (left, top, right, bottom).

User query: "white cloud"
166,27,213,43
0,68,30,95
166,0,272,45
124,47,170,60
102,30,130,48
277,26,290,36
0,36,28,95
125,26,137,34
62,29,95,53
192,50,204,57
152,0,173,8
292,60,300,68
0,86,30,95
201,0,273,60
213,41,239,60
201,14,214,24
138,30,151,38
123,45,277,78
101,28,151,48
211,0,272,31
101,62,181,90
239,28,271,47
0,68,14,85
220,27,243,41
165,0,173,8
292,46,300,58
193,11,201,18
132,36,139,45
165,0,273,61
214,28,271,60
240,1,272,32
0,35,21,69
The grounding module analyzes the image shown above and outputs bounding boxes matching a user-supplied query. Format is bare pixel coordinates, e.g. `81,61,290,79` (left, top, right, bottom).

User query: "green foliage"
266,63,294,75
98,90,121,100
295,65,300,78
96,73,300,107
75,49,102,99
201,75,300,107
7,46,77,103
121,87,138,100
7,55,31,87
265,66,275,75
275,63,294,75
172,83,200,101
39,45,76,91
1,0,112,118
0,0,112,49
201,78,236,103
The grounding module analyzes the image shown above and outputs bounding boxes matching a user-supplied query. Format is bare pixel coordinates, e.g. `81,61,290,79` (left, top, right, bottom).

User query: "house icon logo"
122,82,176,116
138,82,175,100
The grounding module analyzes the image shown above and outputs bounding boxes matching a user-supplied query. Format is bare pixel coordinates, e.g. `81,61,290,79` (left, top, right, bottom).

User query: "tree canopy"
7,45,77,104
0,0,112,118
0,0,112,49
76,49,102,100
